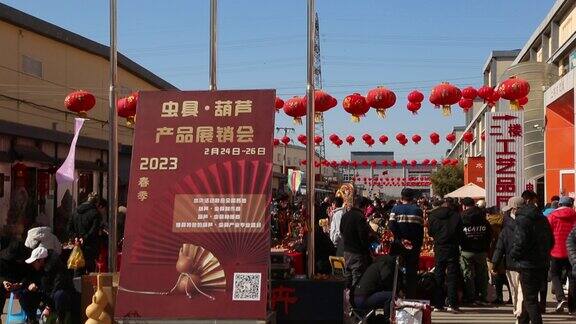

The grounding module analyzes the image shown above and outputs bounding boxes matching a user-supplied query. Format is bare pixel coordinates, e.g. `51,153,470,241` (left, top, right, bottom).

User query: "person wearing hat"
388,187,424,298
511,194,554,324
459,197,492,305
547,196,576,313
19,246,77,324
493,196,525,318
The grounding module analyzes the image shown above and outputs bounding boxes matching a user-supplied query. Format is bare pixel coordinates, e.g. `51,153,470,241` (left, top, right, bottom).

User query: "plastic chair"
6,292,27,324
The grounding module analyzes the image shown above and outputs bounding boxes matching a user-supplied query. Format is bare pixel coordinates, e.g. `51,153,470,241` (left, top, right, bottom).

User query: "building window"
21,55,43,78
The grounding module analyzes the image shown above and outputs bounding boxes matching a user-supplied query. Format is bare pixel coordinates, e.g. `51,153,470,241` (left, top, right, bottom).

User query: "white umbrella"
444,183,486,199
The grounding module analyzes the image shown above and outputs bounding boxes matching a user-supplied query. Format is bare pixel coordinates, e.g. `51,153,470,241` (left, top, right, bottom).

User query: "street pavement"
432,303,575,323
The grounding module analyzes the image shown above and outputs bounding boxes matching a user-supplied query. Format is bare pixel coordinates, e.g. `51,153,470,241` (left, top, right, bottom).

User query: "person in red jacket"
547,196,576,313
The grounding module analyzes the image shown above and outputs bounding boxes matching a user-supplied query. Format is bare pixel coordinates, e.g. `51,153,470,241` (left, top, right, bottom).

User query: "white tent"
444,183,486,199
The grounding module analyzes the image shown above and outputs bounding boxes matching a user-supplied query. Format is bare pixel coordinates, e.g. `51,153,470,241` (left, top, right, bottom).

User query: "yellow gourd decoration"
85,274,111,324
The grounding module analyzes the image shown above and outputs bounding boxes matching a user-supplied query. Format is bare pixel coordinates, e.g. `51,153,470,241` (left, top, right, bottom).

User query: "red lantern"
273,138,280,146
407,90,424,103
497,76,530,110
430,159,438,166
446,133,456,144
430,132,440,145
315,161,321,167
322,160,330,167
311,90,337,122
517,97,528,107
407,101,421,115
275,96,285,112
64,90,96,117
314,135,323,145
343,93,370,122
335,138,344,147
351,161,358,168
429,82,462,116
461,86,478,100
401,159,408,167
366,87,396,118
340,160,349,167
481,132,486,141
346,135,355,145
477,86,494,102
458,98,474,112
328,134,339,142
379,135,389,145
281,136,291,145
450,159,459,166
361,160,369,167
381,160,389,166
117,92,138,126
13,162,27,179
410,160,417,167
367,138,375,146
297,134,307,146
370,160,377,167
462,131,474,143
300,159,307,166
412,134,422,144
390,160,397,167
362,133,373,142
422,159,430,165
486,91,500,108
396,133,406,142
330,161,339,168
283,96,307,124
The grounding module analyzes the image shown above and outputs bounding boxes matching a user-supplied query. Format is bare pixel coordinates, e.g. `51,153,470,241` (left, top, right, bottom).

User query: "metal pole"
305,0,316,278
107,0,118,273
283,143,287,175
209,0,217,90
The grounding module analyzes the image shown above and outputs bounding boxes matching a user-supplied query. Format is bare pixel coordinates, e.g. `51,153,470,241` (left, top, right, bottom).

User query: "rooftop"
0,3,177,90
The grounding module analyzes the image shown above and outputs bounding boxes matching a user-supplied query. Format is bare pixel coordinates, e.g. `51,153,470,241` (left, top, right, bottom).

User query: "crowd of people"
0,192,124,324
272,188,576,323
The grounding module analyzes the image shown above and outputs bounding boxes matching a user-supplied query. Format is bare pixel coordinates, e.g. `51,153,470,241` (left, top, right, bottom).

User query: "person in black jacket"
511,203,554,324
492,196,524,318
19,246,79,324
428,199,462,312
353,255,396,320
67,192,106,274
459,197,492,305
340,196,373,288
0,236,31,314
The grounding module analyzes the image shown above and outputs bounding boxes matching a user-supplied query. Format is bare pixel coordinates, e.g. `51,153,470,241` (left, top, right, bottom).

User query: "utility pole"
276,127,295,175
209,0,217,90
305,0,316,278
107,0,118,273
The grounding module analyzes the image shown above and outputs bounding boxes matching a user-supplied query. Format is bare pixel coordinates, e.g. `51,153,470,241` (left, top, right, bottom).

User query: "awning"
12,145,54,164
444,182,486,199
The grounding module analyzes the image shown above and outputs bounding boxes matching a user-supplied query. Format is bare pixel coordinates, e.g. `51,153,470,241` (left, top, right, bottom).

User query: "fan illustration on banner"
118,159,272,302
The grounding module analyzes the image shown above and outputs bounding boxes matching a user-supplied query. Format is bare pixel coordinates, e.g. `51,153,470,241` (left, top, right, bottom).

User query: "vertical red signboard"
115,90,275,320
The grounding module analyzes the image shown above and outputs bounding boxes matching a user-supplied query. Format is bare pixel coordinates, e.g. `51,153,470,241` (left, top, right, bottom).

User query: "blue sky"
2,0,554,161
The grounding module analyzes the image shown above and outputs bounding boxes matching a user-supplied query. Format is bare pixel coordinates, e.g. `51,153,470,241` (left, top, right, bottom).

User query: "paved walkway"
432,303,575,323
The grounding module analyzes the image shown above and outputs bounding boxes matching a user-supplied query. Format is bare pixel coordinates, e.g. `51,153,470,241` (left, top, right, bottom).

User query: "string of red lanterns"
277,77,530,122
298,158,459,168
277,131,479,147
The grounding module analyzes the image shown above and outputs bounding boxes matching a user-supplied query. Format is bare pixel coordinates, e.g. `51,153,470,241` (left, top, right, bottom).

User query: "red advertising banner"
115,90,275,320
464,156,485,188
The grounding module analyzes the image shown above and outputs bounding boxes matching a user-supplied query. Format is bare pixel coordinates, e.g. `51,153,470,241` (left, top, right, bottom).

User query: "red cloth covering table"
286,251,305,275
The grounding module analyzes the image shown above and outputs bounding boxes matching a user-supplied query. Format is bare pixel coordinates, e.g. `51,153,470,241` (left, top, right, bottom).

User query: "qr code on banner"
232,272,262,301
